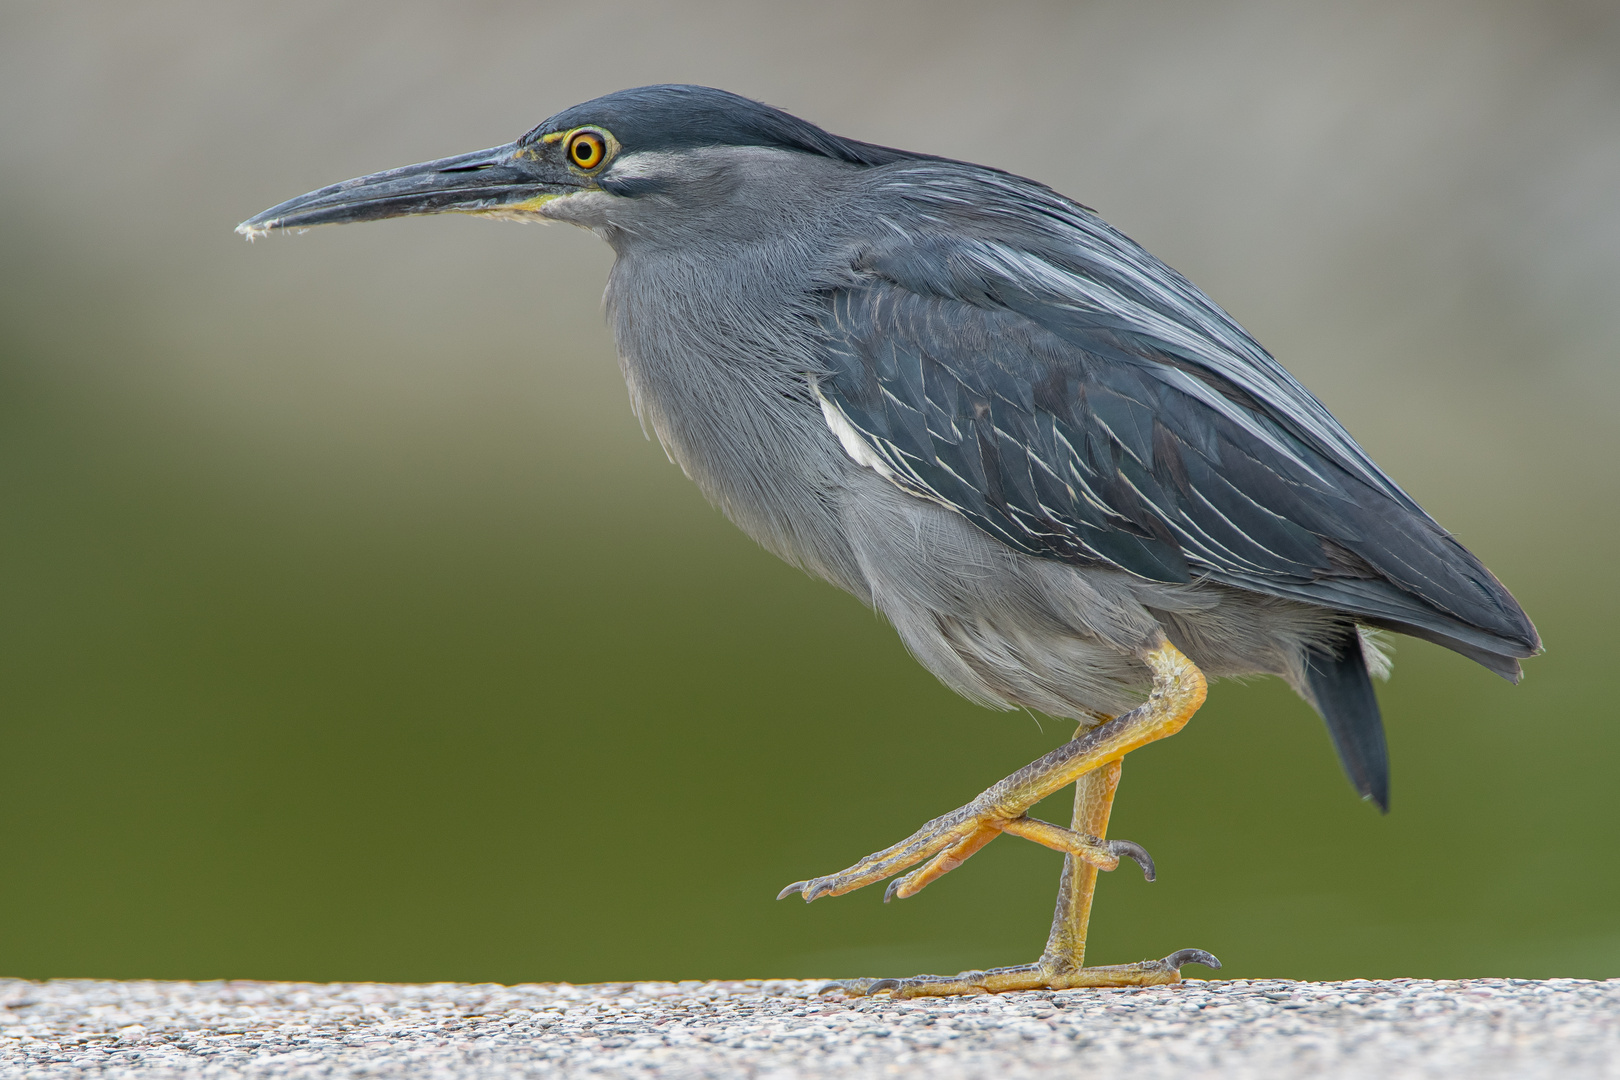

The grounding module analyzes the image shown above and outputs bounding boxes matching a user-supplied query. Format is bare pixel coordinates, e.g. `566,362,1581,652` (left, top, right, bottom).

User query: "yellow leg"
780,637,1204,905
790,639,1222,998
1046,756,1124,971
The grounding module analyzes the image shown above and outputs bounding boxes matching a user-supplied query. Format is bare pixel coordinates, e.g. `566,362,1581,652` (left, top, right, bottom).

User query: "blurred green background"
1,1,1616,985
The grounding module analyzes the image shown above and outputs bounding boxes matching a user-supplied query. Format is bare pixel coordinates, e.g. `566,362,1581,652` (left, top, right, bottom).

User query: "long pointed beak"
237,141,580,239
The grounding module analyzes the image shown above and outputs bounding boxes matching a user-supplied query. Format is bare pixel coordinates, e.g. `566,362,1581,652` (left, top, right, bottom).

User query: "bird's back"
810,157,1539,678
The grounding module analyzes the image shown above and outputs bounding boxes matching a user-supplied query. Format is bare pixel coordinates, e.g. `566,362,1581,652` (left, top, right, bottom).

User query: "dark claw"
1162,948,1221,971
865,978,902,995
801,880,833,903
776,881,808,901
817,978,884,997
883,877,905,903
1106,838,1156,881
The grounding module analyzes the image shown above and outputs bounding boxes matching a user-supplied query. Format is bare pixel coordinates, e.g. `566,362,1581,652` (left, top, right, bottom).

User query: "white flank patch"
813,383,894,480
1358,626,1395,681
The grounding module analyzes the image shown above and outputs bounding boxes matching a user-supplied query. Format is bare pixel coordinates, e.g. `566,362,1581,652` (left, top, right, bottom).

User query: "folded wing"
815,187,1538,677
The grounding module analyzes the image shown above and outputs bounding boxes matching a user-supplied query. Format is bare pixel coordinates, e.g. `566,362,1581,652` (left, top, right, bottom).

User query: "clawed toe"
1106,838,1155,881
1160,948,1220,971
781,812,1157,907
778,876,855,903
816,978,886,997
816,945,1220,999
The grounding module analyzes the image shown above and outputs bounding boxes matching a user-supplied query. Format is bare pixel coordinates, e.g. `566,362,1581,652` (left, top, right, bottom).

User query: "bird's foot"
778,804,1153,904
818,948,1220,999
780,642,1203,907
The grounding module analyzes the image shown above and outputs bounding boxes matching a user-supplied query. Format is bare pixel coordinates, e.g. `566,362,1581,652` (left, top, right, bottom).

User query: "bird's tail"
1304,628,1389,812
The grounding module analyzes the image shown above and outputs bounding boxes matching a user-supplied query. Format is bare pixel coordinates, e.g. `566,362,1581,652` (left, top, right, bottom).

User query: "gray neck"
594,148,874,590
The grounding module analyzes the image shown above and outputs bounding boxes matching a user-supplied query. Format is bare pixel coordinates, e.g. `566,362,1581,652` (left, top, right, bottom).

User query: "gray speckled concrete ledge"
2,976,1618,1078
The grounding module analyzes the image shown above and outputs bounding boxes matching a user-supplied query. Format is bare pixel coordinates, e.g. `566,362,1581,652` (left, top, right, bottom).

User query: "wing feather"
816,273,1537,666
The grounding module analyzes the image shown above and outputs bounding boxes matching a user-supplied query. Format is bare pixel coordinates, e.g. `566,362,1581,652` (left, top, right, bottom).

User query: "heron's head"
238,85,915,245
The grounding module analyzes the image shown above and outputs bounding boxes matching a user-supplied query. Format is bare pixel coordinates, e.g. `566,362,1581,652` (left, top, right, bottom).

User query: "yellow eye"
567,129,607,170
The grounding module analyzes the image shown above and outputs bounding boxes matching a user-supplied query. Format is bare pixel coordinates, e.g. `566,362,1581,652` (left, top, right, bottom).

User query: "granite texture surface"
2,976,1617,1078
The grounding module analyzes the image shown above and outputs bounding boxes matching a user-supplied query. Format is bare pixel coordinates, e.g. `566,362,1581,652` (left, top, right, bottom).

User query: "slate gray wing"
814,279,1537,676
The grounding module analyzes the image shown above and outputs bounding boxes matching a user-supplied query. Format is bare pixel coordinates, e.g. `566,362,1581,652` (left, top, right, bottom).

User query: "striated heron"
240,85,1539,997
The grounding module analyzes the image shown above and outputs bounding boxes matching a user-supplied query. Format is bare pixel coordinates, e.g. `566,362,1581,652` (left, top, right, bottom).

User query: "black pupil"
575,139,594,163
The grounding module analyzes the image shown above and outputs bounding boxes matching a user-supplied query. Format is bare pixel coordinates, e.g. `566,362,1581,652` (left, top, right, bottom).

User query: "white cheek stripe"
813,382,895,479
605,151,685,179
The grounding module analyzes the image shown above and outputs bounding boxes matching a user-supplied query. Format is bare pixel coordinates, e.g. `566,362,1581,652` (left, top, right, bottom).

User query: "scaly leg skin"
783,637,1221,997
827,759,1218,998
779,638,1203,905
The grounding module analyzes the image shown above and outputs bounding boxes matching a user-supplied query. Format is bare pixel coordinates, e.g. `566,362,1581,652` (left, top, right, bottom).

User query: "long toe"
781,805,1001,904
817,948,1221,999
784,806,1143,906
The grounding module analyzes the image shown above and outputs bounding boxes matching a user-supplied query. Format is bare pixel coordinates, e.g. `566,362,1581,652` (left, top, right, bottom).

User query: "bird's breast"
603,248,867,592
